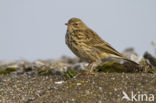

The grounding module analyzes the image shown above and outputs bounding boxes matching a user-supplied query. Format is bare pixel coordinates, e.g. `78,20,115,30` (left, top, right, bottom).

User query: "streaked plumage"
65,18,138,73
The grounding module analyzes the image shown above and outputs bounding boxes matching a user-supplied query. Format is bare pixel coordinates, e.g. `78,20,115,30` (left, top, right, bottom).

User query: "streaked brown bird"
65,18,138,73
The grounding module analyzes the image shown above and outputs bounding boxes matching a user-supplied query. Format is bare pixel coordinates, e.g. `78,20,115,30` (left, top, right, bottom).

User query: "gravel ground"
0,73,156,103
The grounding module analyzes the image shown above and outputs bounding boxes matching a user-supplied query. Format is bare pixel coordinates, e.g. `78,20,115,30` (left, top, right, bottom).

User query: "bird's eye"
73,23,78,26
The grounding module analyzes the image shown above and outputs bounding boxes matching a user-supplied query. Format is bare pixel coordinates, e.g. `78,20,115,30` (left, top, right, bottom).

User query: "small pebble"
54,81,64,84
77,83,81,86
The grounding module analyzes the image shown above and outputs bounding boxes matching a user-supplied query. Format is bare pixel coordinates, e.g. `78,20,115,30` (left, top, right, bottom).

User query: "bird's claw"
74,71,96,77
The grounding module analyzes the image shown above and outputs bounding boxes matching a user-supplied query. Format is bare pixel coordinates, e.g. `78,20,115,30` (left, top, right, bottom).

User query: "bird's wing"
93,44,122,57
84,28,122,57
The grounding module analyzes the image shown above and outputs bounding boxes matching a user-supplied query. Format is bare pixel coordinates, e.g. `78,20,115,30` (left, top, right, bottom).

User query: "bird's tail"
122,57,139,65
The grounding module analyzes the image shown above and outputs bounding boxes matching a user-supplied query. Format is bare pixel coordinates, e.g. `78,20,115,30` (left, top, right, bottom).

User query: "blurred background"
0,0,155,61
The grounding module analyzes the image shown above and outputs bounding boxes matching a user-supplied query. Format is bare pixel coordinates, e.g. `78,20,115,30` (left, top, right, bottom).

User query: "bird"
65,17,138,73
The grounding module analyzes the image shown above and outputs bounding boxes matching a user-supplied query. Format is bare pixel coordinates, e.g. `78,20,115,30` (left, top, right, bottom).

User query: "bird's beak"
65,23,68,26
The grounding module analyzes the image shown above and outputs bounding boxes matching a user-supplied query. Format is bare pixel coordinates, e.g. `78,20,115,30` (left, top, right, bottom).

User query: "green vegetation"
95,62,127,73
65,70,78,78
0,68,16,74
38,68,52,75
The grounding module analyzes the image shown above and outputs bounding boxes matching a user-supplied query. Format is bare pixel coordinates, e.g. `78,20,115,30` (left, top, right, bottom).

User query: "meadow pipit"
65,18,138,73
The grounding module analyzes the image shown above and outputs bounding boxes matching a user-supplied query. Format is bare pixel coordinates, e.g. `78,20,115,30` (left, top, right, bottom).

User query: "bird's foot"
74,70,96,78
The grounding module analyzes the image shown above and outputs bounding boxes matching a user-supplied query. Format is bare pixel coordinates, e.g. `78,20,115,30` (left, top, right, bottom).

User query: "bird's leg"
85,62,92,71
78,62,92,74
74,62,96,77
89,62,96,73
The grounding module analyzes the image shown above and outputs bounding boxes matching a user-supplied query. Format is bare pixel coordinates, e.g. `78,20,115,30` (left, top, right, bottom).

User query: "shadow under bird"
65,18,138,73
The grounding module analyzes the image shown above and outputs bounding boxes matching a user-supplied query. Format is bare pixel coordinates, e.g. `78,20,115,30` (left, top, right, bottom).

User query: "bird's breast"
65,29,101,61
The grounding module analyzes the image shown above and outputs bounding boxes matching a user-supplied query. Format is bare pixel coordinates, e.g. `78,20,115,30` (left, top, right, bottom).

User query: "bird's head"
65,18,87,30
